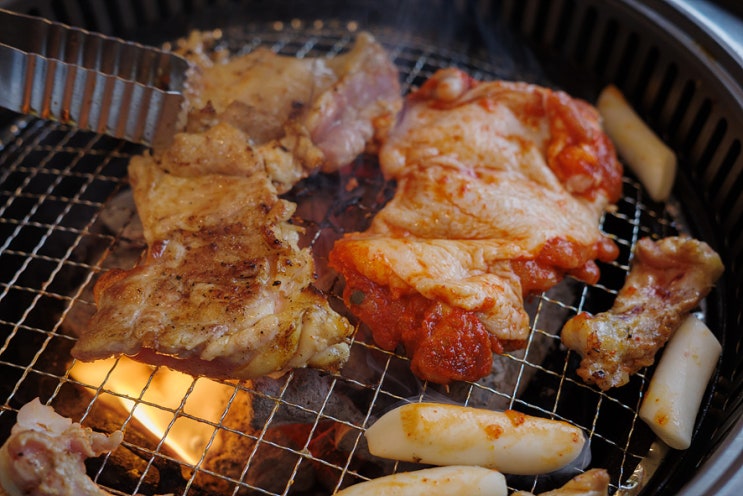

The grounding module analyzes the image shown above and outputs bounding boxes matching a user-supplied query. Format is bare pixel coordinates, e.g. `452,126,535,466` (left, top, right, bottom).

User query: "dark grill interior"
1,1,742,495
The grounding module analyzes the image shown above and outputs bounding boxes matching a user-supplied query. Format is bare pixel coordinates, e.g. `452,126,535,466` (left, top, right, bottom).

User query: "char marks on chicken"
72,32,402,380
561,236,724,390
330,68,622,384
73,126,353,378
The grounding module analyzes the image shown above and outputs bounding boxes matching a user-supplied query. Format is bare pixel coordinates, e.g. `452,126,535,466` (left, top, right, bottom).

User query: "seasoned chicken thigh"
330,68,622,384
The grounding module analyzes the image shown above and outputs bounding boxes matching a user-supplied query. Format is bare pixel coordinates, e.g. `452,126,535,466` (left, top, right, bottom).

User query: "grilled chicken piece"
330,68,622,384
561,236,724,390
73,31,401,380
178,31,401,192
72,125,353,380
0,398,122,496
514,468,610,496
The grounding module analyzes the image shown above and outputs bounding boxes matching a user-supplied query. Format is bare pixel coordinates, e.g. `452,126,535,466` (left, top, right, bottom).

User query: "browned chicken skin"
72,127,354,379
561,236,724,390
73,32,402,380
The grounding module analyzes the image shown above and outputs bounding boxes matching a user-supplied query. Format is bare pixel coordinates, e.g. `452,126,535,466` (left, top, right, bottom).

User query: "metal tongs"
0,8,189,148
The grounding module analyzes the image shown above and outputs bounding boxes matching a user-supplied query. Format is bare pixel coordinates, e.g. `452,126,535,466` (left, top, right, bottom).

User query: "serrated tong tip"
0,8,189,148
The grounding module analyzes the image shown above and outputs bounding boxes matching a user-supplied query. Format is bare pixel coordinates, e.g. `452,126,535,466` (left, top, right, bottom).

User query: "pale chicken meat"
72,124,353,379
561,236,724,390
177,31,402,192
330,68,622,384
0,398,122,496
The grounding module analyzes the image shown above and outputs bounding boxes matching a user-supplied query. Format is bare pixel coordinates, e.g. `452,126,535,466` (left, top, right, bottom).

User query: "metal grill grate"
0,22,707,496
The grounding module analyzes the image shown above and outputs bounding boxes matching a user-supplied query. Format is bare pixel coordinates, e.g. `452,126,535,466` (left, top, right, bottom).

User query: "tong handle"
0,8,189,147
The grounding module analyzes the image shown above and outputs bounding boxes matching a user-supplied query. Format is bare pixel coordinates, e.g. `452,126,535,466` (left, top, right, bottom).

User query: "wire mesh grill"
0,21,701,496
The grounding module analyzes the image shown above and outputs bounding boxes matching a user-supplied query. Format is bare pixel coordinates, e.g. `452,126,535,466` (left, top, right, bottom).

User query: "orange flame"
69,357,235,465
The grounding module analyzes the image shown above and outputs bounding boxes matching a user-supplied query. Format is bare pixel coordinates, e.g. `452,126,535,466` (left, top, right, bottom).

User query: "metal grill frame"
0,3,738,496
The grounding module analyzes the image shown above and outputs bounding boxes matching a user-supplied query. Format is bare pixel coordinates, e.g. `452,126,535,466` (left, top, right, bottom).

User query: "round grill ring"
0,1,741,495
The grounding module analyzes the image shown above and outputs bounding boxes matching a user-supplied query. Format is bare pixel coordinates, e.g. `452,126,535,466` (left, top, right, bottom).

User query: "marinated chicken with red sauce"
561,236,724,390
330,68,622,384
0,398,122,496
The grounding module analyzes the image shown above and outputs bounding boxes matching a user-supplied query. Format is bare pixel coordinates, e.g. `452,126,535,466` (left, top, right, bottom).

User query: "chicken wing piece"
179,31,401,191
330,68,622,384
561,236,724,390
72,125,353,380
0,398,122,496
